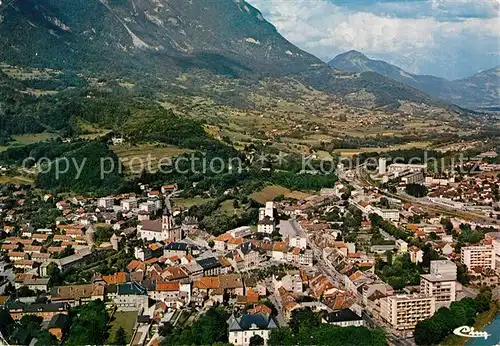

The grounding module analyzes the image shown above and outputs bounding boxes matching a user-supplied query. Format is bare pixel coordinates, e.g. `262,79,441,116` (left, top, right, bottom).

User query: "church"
137,209,183,242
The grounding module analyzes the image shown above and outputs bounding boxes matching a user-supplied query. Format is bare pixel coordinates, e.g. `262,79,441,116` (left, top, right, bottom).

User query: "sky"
246,0,500,80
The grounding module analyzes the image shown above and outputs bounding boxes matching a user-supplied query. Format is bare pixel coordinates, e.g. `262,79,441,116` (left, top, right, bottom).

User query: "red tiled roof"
103,272,127,285
156,282,180,292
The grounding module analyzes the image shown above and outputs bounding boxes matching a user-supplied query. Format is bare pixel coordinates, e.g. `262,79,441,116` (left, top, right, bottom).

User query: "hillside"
329,51,499,110
0,0,454,110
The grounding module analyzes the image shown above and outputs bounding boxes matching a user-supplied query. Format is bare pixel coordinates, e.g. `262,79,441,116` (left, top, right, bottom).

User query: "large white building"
485,232,500,263
98,197,114,210
121,198,138,212
279,219,307,249
373,207,400,221
137,210,182,242
379,158,387,175
420,275,456,304
228,313,278,346
258,202,276,234
430,260,457,279
461,245,495,271
380,294,436,330
421,260,457,305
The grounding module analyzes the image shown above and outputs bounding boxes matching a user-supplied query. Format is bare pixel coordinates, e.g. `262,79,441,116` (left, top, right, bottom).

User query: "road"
264,279,288,327
165,189,183,213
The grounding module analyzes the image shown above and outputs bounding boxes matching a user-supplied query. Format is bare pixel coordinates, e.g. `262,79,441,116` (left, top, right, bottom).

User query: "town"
0,149,498,346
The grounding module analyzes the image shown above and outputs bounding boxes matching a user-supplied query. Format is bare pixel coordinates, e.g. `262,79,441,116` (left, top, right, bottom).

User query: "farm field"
8,133,58,147
252,185,313,204
172,196,214,209
0,176,34,184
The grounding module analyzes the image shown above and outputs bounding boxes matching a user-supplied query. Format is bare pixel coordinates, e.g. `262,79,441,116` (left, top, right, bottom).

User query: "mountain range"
0,0,459,111
329,50,499,110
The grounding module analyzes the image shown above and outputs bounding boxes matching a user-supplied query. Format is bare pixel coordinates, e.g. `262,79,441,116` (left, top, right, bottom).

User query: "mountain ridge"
0,0,466,112
328,50,499,110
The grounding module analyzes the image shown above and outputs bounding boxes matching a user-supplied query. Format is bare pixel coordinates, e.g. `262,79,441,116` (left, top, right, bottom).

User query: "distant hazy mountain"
329,50,499,110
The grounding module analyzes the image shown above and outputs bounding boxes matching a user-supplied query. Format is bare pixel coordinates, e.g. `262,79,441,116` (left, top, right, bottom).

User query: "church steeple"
162,207,173,231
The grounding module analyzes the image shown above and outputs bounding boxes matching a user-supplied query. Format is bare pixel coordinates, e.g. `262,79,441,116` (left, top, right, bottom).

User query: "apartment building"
380,294,436,330
420,275,456,304
98,197,114,210
430,260,457,280
373,207,400,221
461,245,495,271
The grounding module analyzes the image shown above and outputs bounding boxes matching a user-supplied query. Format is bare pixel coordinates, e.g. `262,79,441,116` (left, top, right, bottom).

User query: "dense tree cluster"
405,183,428,198
160,307,229,345
0,310,58,346
376,254,421,290
268,308,387,346
65,300,109,346
36,142,125,195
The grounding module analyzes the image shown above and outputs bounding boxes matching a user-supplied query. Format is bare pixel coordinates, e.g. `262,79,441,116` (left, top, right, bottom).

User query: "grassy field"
0,176,34,184
106,310,138,344
8,133,58,147
251,185,313,204
252,185,291,204
285,190,313,200
172,196,214,209
111,144,193,173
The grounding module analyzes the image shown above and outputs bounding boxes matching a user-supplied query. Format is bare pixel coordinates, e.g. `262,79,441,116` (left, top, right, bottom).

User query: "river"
465,313,500,346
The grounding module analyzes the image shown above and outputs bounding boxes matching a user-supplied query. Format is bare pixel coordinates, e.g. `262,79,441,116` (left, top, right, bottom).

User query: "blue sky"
247,0,500,80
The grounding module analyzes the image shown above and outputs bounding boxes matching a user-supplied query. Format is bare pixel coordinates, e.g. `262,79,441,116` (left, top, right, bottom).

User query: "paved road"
264,279,288,327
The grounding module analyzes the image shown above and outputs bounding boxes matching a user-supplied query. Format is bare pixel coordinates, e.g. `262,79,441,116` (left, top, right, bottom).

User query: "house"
51,283,105,306
8,251,26,261
219,274,244,296
22,277,50,292
197,257,223,277
102,272,128,285
41,248,93,275
164,242,192,257
8,302,69,320
271,242,287,262
228,313,278,346
153,282,181,302
46,314,70,340
161,184,178,194
162,266,189,282
409,246,424,264
213,233,233,252
112,282,149,310
440,243,454,256
272,272,303,295
322,308,365,327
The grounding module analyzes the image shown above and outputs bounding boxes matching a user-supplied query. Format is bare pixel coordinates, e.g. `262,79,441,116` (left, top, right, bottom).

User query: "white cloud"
247,0,500,79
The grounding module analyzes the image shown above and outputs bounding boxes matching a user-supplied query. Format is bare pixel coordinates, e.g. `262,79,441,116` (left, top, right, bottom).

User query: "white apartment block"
373,207,400,221
420,275,456,304
121,198,138,211
461,245,495,271
98,197,114,210
430,260,457,280
485,232,500,262
139,202,156,214
380,294,436,330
